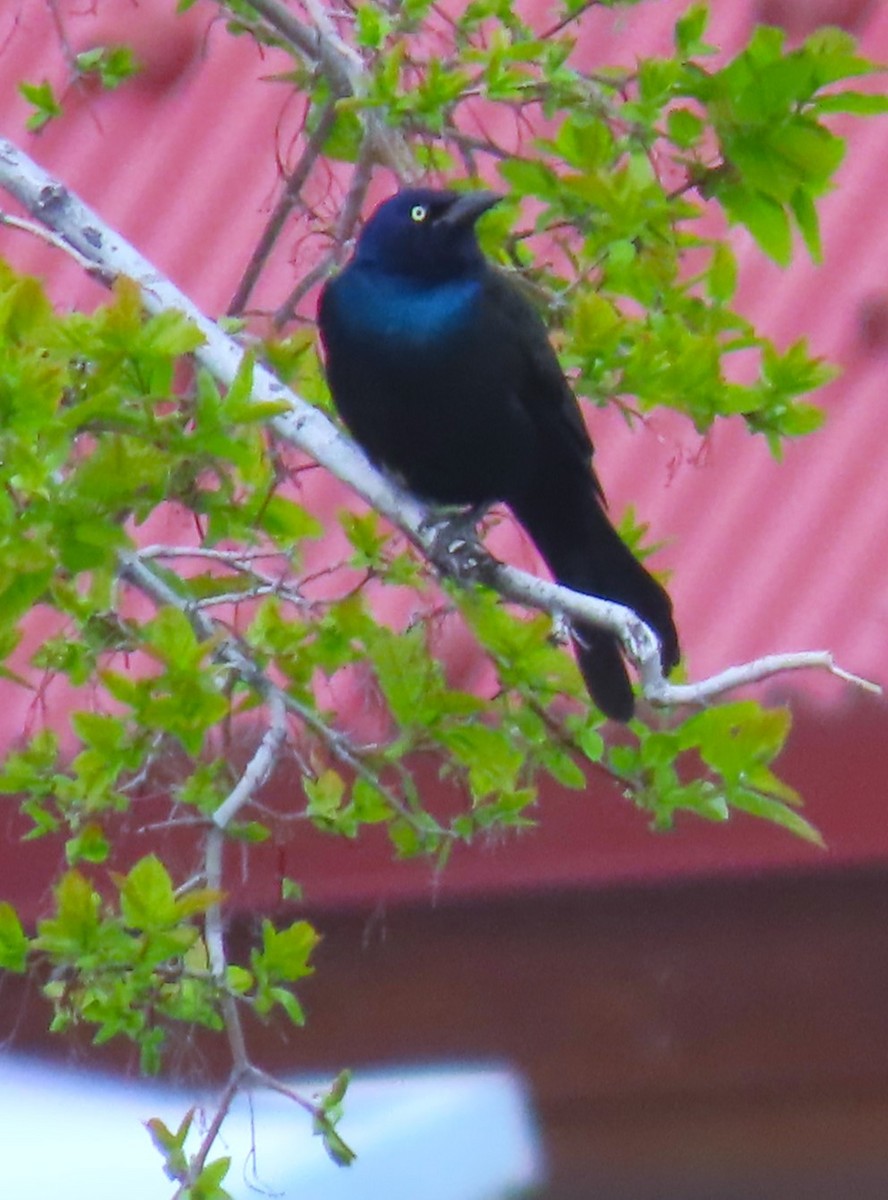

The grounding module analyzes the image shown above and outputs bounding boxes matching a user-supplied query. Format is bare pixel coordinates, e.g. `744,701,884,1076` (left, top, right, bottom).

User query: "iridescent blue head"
352,188,502,280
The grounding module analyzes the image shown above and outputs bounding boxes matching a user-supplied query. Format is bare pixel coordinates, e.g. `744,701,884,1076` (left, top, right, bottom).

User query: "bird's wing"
479,265,599,478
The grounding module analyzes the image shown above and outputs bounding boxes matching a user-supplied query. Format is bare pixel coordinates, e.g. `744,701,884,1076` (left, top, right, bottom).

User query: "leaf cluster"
6,854,318,1076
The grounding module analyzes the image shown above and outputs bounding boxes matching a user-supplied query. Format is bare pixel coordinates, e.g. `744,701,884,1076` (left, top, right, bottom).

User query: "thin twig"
273,131,376,326
170,1071,244,1200
44,0,78,78
272,248,338,328
139,545,282,561
246,1064,323,1119
643,652,883,706
136,816,211,833
541,0,605,40
0,209,109,278
228,101,338,317
333,134,377,245
190,585,296,609
213,693,288,828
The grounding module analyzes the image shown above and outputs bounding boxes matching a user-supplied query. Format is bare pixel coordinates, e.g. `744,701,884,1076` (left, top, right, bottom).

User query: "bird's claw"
421,506,486,580
550,611,571,646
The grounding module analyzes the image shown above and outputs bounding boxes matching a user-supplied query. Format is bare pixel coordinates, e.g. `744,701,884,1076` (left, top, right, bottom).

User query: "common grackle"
318,188,679,720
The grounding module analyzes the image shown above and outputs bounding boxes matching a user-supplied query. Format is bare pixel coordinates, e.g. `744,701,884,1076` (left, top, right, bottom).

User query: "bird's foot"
550,611,571,647
421,504,489,581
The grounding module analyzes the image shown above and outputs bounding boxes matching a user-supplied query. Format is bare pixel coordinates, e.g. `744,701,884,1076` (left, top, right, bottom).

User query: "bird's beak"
440,190,503,228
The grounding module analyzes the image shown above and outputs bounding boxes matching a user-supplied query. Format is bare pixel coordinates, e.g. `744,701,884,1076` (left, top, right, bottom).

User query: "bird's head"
352,188,502,279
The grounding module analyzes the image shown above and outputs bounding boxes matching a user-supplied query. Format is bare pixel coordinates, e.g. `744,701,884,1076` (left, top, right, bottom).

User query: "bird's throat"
339,268,481,347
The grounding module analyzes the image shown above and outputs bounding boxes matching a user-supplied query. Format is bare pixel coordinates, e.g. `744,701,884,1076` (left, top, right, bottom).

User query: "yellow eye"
410,204,428,223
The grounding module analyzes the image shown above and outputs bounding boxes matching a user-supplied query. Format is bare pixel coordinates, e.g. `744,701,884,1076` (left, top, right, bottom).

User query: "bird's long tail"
510,477,679,722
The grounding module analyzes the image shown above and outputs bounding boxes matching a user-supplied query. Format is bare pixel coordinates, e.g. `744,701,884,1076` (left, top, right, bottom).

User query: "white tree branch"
213,692,289,829
0,136,879,707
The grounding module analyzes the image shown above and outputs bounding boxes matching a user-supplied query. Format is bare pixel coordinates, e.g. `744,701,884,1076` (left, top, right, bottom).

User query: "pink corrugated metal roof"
0,0,886,904
2,0,885,698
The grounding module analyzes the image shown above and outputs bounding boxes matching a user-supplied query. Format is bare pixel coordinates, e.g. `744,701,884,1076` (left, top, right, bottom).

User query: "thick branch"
0,137,879,708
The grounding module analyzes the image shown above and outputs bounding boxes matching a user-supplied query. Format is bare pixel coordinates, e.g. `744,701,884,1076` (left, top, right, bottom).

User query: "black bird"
318,188,679,720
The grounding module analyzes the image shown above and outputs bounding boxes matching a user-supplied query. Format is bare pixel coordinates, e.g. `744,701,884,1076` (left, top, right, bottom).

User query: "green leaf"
351,776,394,824
74,45,140,90
255,495,323,541
313,1081,357,1170
323,1068,352,1117
355,3,391,48
270,984,306,1025
790,186,822,262
256,918,319,981
538,742,586,789
0,729,59,794
140,308,204,357
552,113,615,169
322,106,365,163
304,769,346,824
0,902,28,972
174,887,225,919
118,855,178,929
316,1120,357,1167
70,711,128,754
730,789,825,846
281,877,304,902
708,242,738,303
19,80,62,130
145,1109,194,1182
191,1154,232,1200
437,724,524,799
571,720,605,763
226,820,271,842
36,870,102,953
802,27,875,87
813,90,888,116
367,625,438,728
65,823,111,866
667,106,704,148
226,965,254,993
498,157,561,200
0,564,54,625
144,607,204,669
219,348,255,418
718,183,792,265
674,4,712,58
746,23,787,66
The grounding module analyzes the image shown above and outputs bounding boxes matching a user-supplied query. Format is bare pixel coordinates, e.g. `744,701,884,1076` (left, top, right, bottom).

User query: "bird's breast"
321,264,538,505
332,269,482,349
